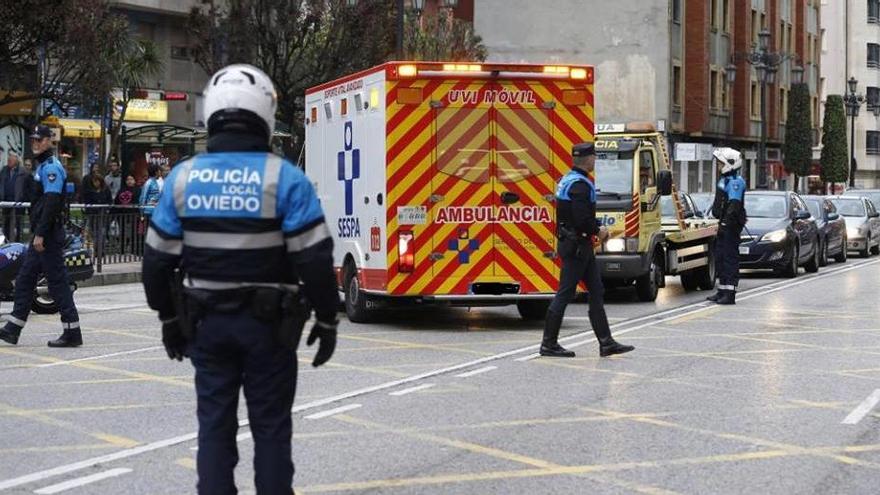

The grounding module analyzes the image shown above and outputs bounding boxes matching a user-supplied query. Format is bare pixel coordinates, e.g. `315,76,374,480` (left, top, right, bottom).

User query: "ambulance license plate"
739,246,750,255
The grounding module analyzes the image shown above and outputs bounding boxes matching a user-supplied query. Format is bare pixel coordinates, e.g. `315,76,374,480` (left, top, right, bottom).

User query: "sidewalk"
79,261,142,288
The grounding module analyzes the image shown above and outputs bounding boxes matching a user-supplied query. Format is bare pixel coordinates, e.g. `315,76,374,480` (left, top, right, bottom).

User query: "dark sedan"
738,191,820,277
690,192,715,219
802,195,847,265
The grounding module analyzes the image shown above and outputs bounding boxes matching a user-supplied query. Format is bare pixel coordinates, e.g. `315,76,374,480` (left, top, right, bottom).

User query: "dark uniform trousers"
715,227,742,288
9,225,78,327
190,310,297,495
548,237,611,340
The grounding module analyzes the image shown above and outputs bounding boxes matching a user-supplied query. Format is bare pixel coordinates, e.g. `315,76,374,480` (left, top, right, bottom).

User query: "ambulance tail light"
398,231,415,273
570,68,587,80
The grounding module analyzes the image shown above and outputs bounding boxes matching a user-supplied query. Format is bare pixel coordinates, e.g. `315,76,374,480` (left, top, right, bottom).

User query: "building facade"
475,0,822,192
821,0,880,188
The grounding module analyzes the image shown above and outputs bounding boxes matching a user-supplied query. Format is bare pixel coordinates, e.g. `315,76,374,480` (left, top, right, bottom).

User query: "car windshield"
594,152,634,196
660,196,675,217
805,200,821,219
743,195,787,218
831,199,866,217
691,194,713,213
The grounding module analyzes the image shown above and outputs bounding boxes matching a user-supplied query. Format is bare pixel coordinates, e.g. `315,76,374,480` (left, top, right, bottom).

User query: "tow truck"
593,123,718,301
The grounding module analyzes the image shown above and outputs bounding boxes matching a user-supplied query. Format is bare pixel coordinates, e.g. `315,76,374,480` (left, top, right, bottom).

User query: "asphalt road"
0,257,879,494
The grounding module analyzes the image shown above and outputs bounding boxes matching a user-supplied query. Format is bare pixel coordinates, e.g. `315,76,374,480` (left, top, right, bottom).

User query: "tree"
0,0,130,117
820,95,849,189
783,82,813,192
101,38,163,167
403,11,487,61
188,0,396,158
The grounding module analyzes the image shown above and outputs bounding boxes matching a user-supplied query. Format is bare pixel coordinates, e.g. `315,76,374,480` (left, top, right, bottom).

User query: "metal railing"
0,203,148,273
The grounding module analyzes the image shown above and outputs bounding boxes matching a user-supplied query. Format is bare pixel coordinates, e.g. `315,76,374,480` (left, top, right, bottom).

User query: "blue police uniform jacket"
712,173,747,230
30,153,67,237
141,152,339,323
555,169,600,238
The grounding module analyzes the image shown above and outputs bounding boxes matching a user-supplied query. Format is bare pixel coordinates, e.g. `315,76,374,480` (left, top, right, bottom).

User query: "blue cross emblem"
447,229,480,264
337,121,360,216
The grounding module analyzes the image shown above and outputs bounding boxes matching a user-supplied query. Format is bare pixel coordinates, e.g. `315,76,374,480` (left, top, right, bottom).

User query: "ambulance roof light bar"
392,62,592,81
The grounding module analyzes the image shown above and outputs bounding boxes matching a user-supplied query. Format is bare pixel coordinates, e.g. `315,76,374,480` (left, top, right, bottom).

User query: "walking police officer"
707,147,747,305
0,125,82,347
541,142,634,358
142,64,339,494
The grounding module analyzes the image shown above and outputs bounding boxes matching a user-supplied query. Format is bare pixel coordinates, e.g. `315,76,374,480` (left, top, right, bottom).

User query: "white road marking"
842,389,880,425
455,366,498,378
77,304,148,312
1,258,875,492
34,346,163,368
515,353,540,362
32,468,132,494
389,384,435,396
304,404,362,420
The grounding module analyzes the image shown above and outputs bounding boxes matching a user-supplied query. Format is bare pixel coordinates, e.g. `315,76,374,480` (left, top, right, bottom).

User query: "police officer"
0,125,82,347
707,147,747,305
541,142,634,358
142,64,339,494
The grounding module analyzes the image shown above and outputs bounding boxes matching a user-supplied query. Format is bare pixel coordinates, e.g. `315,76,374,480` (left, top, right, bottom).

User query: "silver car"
829,196,880,257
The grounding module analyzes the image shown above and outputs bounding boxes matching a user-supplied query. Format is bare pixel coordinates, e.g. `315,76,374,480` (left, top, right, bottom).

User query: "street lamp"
844,77,866,188
728,28,800,189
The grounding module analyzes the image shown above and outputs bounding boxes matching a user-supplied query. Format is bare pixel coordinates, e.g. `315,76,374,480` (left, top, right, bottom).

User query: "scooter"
0,223,94,314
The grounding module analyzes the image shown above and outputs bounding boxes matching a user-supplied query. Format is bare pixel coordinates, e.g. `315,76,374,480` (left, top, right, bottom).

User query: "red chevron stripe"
494,226,557,290
448,243,497,294
385,80,444,138
421,220,494,295
493,253,539,294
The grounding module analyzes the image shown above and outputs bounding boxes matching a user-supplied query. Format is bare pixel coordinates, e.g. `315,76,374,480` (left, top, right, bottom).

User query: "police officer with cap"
707,147,747,305
0,124,82,347
142,64,339,493
540,141,634,358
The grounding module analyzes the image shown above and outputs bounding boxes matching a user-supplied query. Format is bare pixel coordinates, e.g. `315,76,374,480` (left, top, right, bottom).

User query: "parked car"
738,191,820,277
690,192,716,219
829,195,880,257
802,195,847,265
846,189,880,212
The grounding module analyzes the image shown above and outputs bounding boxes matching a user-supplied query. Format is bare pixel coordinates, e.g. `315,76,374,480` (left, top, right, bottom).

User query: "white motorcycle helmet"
203,64,277,141
713,147,743,175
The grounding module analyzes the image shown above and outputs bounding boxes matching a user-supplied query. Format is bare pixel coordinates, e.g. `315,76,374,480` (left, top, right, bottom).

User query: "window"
868,130,880,155
869,43,880,68
673,65,682,106
812,96,819,127
710,69,719,110
711,0,720,29
721,71,729,109
751,82,761,118
672,0,681,23
779,88,787,123
639,150,656,193
170,46,189,60
868,87,880,111
751,10,759,44
869,0,880,23
722,0,730,32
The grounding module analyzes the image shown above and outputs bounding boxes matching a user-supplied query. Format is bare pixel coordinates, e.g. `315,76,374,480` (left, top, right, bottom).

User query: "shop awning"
59,119,102,139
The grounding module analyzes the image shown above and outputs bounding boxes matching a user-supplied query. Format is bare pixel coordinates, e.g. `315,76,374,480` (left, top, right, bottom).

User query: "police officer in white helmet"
142,64,339,493
707,147,747,305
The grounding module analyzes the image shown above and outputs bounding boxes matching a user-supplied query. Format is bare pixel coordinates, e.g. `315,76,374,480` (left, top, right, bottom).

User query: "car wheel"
782,244,799,278
818,237,828,267
860,235,871,258
344,262,372,323
804,238,820,273
872,236,880,256
636,250,663,302
516,300,550,321
834,236,848,263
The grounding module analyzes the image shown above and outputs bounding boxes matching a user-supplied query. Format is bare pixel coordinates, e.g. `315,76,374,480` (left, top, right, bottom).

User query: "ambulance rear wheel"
344,263,372,323
516,300,550,321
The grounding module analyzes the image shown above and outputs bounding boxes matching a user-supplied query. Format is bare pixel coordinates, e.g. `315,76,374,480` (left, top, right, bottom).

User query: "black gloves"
306,319,338,367
162,318,188,361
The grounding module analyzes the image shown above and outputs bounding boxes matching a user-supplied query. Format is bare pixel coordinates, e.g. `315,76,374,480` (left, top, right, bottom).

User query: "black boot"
706,291,722,302
716,290,736,305
599,337,635,357
540,310,575,357
0,325,20,345
48,329,82,348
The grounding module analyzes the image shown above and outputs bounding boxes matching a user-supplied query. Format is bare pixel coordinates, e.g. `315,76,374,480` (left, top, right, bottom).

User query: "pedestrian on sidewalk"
142,64,339,494
540,142,634,358
0,125,82,347
104,157,122,199
0,151,28,241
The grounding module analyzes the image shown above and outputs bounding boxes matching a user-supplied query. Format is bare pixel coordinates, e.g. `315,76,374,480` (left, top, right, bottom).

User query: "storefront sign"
115,99,168,123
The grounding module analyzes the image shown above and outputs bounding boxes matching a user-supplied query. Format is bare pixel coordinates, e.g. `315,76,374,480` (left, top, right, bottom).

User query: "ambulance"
592,123,718,301
304,61,595,322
